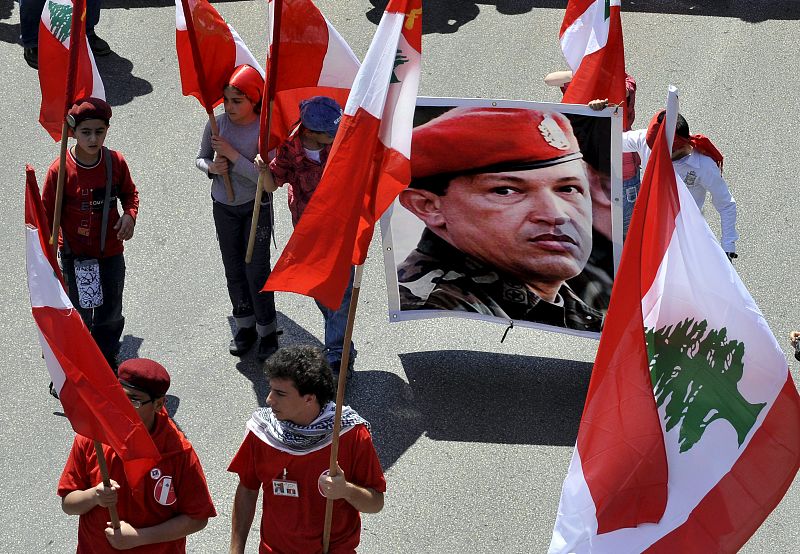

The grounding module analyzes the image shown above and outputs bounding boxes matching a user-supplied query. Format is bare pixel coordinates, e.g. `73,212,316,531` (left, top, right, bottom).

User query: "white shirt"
622,129,739,252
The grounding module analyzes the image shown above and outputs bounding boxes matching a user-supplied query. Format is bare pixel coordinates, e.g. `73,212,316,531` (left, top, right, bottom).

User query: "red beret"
118,358,170,399
67,97,112,128
228,64,264,104
411,107,582,181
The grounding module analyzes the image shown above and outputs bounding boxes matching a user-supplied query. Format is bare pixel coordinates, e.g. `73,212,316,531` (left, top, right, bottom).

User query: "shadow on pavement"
345,350,591,471
95,51,153,107
399,350,591,446
232,312,324,407
366,0,800,33
118,334,144,363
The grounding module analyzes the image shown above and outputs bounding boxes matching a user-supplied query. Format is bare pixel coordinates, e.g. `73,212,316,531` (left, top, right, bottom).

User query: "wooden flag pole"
207,113,235,202
50,120,71,256
93,440,121,529
321,264,363,553
50,0,87,256
246,0,283,263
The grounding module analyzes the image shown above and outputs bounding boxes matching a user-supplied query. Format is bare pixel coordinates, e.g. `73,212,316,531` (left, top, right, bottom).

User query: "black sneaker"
257,333,279,362
229,326,258,356
24,47,38,69
87,33,111,56
330,358,355,384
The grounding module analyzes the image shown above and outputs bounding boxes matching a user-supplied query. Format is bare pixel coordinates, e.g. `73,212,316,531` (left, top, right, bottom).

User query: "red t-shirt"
58,412,216,553
42,148,139,258
228,424,386,554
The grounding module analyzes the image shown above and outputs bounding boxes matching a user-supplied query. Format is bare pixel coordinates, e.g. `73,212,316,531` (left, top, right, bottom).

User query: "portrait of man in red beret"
395,106,604,332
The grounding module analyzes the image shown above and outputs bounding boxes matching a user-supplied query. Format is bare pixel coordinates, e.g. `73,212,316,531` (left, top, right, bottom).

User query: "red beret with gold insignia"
411,107,583,183
67,97,112,128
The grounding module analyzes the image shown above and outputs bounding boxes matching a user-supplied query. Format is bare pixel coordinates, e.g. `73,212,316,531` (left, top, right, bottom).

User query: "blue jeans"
60,251,125,367
20,0,102,48
315,266,356,365
213,199,277,336
622,171,642,240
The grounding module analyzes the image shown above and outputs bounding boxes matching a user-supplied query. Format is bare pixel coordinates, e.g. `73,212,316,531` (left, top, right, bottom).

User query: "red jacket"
43,148,139,258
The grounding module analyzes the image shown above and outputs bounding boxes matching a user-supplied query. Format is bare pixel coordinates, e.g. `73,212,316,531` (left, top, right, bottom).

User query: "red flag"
552,95,800,551
175,0,263,111
560,1,627,124
25,167,160,486
260,0,359,154
38,0,105,141
264,0,422,309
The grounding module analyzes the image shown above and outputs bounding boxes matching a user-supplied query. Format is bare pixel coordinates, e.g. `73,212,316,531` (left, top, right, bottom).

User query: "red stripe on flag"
353,146,410,263
25,166,62,280
560,0,595,36
578,120,678,533
37,2,95,141
561,6,628,127
33,306,160,486
645,373,800,552
177,0,236,110
264,108,383,309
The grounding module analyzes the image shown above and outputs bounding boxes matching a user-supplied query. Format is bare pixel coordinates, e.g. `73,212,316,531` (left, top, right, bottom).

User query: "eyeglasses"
128,396,154,409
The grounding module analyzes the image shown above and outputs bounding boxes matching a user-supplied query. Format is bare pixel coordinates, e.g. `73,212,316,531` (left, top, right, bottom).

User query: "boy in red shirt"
228,346,385,553
58,358,216,552
43,97,139,371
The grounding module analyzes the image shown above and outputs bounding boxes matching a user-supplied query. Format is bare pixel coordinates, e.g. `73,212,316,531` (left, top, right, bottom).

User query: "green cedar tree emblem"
646,318,766,453
391,49,409,84
48,0,73,44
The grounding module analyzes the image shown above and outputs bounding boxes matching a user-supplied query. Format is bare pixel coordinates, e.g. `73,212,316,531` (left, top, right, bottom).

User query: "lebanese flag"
260,0,360,153
175,0,264,110
264,0,421,310
24,167,160,487
559,0,626,123
38,0,105,141
550,100,800,552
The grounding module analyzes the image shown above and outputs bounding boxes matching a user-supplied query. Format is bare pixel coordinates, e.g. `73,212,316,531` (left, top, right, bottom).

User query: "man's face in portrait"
413,158,593,286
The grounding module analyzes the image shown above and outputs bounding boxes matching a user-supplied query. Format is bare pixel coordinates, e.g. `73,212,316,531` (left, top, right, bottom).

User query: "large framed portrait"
380,97,623,338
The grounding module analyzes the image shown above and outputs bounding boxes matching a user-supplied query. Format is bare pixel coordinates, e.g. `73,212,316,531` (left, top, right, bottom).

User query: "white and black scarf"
247,401,369,455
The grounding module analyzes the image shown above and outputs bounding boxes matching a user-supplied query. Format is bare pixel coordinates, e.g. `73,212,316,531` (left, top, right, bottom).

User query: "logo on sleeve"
154,475,177,506
150,468,161,480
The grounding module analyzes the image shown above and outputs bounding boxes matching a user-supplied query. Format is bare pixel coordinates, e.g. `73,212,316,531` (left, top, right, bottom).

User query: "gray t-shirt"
196,113,261,206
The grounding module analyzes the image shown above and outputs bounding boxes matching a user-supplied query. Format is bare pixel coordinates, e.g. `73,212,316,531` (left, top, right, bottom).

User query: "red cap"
67,97,112,128
118,358,170,399
228,64,264,104
411,107,582,181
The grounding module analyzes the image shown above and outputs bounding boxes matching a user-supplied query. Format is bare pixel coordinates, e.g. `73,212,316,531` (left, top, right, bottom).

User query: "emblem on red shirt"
150,468,161,480
154,475,177,506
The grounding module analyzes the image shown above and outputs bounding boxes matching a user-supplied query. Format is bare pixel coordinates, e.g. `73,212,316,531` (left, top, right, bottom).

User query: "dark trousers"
213,199,277,335
60,251,125,367
20,0,102,48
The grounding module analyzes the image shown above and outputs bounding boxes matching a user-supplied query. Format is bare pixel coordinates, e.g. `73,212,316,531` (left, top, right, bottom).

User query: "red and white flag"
549,93,800,553
559,0,626,121
175,0,263,110
264,0,422,310
261,0,360,153
38,0,105,141
25,167,160,487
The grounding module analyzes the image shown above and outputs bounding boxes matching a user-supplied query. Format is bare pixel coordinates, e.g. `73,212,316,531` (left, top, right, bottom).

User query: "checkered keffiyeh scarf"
247,401,369,455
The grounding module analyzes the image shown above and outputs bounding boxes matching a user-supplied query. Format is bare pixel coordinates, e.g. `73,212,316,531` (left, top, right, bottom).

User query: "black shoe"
330,358,355,384
257,333,279,362
87,33,111,56
229,327,258,356
24,47,38,69
49,381,59,400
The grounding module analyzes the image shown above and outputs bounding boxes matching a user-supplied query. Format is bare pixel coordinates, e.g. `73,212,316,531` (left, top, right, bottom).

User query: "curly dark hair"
264,346,334,405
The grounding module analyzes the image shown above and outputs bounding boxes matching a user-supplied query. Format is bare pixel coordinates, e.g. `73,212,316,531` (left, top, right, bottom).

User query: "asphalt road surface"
1,1,798,552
